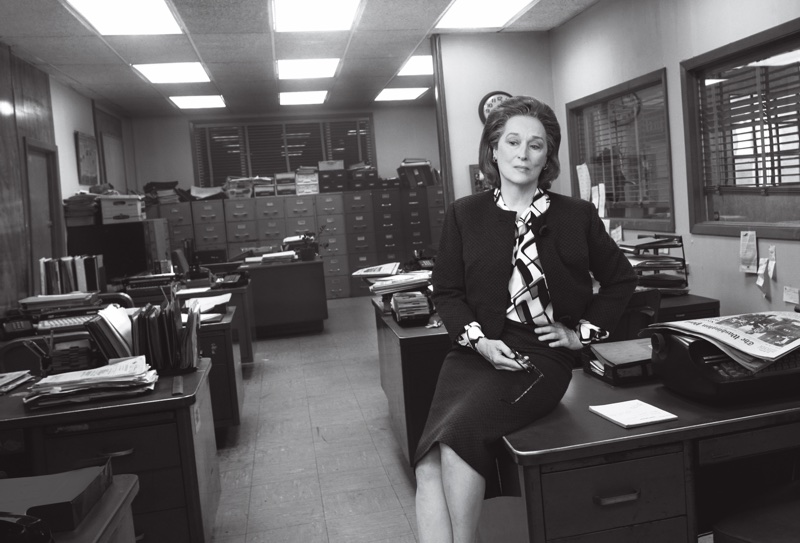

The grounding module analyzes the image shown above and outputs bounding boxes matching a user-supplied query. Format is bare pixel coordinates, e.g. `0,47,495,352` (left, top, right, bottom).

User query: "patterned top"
457,188,607,351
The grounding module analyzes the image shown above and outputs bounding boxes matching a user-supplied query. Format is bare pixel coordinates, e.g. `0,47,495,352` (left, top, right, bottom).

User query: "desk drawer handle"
593,489,640,507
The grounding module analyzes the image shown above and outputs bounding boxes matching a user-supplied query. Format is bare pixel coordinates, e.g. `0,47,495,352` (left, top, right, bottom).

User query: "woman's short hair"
478,96,561,190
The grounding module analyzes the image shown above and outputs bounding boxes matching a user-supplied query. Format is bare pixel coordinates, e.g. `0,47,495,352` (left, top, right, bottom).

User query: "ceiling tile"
0,0,92,37
338,57,399,80
508,0,602,31
274,32,349,60
54,63,146,86
171,0,270,34
192,34,273,64
205,61,275,83
104,35,198,64
6,36,121,65
346,30,425,59
357,0,453,31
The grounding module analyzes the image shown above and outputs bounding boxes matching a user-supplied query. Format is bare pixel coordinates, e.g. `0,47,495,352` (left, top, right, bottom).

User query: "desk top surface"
503,369,800,466
0,358,210,430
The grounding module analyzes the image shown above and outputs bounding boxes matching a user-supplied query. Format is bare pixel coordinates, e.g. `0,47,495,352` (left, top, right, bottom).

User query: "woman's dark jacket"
431,190,638,343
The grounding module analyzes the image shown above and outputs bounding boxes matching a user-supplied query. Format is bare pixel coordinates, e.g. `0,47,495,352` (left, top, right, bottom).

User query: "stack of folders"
369,271,432,296
84,304,133,362
584,338,655,386
128,297,198,375
23,355,157,410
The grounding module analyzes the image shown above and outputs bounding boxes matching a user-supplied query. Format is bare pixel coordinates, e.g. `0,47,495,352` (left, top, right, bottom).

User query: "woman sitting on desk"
414,96,637,542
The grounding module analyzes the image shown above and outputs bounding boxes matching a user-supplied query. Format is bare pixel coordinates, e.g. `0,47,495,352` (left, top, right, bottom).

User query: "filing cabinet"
316,193,345,215
192,200,227,253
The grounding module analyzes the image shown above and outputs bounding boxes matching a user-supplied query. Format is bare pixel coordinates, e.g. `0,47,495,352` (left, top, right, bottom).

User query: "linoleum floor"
211,296,419,543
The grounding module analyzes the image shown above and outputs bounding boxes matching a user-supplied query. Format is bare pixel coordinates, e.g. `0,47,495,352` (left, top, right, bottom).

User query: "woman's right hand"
475,338,527,371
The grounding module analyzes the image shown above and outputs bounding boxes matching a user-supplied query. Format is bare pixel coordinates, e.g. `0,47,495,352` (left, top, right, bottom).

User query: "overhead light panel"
64,0,182,35
280,91,328,105
274,0,361,32
133,62,210,84
375,88,429,101
398,56,433,76
436,0,532,29
277,59,339,79
170,95,226,109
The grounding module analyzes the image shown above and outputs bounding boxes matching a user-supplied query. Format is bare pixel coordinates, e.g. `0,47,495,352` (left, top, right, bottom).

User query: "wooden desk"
239,260,328,337
373,293,723,468
54,474,139,543
502,371,800,542
0,359,220,543
198,308,244,429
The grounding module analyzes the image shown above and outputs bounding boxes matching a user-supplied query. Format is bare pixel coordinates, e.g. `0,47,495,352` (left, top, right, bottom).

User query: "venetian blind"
699,63,800,190
192,116,375,187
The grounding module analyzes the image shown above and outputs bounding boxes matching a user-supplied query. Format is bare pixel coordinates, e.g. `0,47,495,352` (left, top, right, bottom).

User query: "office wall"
438,32,553,201
550,0,800,315
129,107,440,190
373,105,440,177
50,79,95,198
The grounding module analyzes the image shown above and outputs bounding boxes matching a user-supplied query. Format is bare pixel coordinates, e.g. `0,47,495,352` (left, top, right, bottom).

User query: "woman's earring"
492,155,497,162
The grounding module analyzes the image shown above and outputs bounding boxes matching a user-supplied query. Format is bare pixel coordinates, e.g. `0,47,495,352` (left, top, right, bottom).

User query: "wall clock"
479,91,512,123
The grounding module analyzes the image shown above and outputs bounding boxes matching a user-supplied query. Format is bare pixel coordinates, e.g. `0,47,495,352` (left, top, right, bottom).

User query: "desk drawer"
44,422,181,474
542,452,686,540
552,516,687,543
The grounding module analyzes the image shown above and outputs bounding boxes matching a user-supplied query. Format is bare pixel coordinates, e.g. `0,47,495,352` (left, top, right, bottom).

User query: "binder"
584,338,655,386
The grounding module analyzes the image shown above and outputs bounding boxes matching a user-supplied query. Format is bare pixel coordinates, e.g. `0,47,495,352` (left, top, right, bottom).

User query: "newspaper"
647,311,800,373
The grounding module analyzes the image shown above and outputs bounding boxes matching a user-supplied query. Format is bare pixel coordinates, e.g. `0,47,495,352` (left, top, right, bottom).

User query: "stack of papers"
352,262,401,279
589,399,677,428
0,371,34,394
369,271,432,295
23,356,158,410
391,291,431,321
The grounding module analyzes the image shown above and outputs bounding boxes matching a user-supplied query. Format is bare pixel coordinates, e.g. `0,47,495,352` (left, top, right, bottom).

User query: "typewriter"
649,331,800,403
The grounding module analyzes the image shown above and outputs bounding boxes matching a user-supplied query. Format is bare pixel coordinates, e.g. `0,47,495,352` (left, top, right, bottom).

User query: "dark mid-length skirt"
413,319,575,498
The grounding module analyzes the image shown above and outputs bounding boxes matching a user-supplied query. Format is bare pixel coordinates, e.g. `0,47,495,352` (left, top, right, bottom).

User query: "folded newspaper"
646,311,800,373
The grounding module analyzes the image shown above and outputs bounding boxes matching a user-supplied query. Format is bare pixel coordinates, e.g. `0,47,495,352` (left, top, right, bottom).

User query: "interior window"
681,18,800,239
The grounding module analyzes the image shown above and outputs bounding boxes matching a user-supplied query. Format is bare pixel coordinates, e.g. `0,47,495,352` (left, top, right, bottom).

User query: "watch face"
479,91,512,123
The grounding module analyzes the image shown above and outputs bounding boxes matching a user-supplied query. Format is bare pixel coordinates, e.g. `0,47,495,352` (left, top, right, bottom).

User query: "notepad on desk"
589,399,677,428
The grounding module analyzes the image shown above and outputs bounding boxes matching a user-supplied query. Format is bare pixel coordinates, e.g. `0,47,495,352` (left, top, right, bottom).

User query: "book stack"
38,255,105,295
63,193,98,227
391,291,431,325
22,355,158,410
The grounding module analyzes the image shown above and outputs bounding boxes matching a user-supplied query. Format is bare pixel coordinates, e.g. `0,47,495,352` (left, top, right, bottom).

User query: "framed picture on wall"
75,131,99,186
470,164,491,193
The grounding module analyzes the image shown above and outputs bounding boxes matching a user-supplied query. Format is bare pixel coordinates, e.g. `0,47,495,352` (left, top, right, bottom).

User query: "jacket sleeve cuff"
457,322,485,350
577,320,609,345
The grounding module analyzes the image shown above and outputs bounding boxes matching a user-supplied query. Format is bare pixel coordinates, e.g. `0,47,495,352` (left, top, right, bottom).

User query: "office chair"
96,292,134,308
713,480,800,542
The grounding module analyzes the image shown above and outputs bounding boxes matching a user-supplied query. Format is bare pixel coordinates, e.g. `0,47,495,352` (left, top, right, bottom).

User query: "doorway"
24,138,65,294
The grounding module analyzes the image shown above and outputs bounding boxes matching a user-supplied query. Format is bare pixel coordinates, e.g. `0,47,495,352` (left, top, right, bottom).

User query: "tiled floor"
211,296,419,543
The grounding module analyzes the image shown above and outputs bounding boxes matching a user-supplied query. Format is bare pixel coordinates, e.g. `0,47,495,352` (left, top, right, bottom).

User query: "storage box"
276,172,296,184
319,160,344,171
276,183,297,195
296,183,320,195
98,195,144,224
296,172,319,185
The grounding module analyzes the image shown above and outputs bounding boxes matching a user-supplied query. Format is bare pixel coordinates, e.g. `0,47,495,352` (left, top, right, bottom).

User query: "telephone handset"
1,319,34,340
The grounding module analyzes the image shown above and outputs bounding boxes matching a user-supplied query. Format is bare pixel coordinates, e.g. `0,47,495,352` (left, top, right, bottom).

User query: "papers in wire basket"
589,399,677,428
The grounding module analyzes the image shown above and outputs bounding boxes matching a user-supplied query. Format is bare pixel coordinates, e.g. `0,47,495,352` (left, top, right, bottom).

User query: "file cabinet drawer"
159,202,193,225
257,219,287,241
429,206,446,228
168,224,195,244
324,276,351,299
541,452,686,540
427,186,446,208
43,421,181,474
372,188,401,212
319,234,347,256
322,255,349,276
348,252,378,273
194,222,227,246
284,196,316,217
316,193,344,215
406,228,431,252
401,188,429,211
376,231,404,252
225,199,256,222
345,212,374,233
285,216,317,236
227,220,257,243
344,191,373,213
350,275,374,297
374,210,403,232
347,232,377,254
192,200,224,223
255,197,285,219
405,208,430,230
378,248,404,264
317,214,346,235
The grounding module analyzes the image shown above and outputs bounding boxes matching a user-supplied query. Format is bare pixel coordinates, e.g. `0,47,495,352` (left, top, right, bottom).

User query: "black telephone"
1,319,34,340
215,272,249,289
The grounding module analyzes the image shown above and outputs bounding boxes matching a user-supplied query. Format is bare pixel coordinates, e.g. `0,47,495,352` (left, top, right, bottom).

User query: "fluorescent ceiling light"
398,56,433,76
65,0,181,35
436,0,532,29
277,58,339,79
747,49,800,67
274,0,361,32
133,62,210,84
170,95,226,109
375,88,429,101
280,91,328,105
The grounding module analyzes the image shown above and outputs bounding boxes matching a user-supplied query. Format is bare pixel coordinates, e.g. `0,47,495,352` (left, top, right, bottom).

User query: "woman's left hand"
534,322,583,350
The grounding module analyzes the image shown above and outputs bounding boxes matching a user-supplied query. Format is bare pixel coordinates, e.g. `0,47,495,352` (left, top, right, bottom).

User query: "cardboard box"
296,172,319,185
98,195,144,224
296,183,320,195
